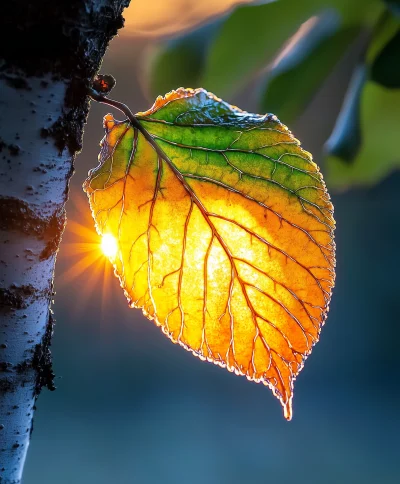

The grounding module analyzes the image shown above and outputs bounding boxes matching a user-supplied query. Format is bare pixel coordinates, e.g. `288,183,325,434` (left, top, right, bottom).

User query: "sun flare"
101,233,118,259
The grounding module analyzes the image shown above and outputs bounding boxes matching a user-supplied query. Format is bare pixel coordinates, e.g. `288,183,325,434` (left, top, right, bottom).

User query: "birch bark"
0,2,130,481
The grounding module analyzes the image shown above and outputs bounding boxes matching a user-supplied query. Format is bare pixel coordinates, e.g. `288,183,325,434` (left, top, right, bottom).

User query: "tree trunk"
0,1,130,482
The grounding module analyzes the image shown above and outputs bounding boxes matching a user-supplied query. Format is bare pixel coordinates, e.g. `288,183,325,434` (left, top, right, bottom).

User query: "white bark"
0,77,71,483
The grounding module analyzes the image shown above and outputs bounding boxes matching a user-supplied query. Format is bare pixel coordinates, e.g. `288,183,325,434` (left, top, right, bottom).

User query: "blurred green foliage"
259,13,359,124
147,0,400,190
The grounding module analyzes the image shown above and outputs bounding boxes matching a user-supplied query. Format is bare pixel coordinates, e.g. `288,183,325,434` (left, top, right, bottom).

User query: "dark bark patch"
1,2,127,77
0,284,36,310
40,99,87,155
0,362,13,372
0,377,16,393
0,138,22,156
0,73,31,90
0,197,45,236
8,144,21,156
2,1,129,156
32,310,55,394
15,361,30,374
0,197,66,259
39,209,66,260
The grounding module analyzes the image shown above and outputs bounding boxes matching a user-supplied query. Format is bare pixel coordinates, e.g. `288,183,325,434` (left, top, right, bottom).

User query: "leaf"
325,65,367,163
370,28,400,88
260,12,360,124
325,10,400,184
201,0,381,98
146,21,221,101
201,1,315,97
83,88,335,419
366,10,400,88
326,80,400,188
366,9,400,65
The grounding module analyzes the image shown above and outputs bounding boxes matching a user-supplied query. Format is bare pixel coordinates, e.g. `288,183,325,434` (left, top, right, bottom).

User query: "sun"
55,190,120,323
101,233,118,259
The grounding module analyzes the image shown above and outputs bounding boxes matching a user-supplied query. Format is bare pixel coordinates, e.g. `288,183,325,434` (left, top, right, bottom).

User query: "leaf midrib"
138,118,326,373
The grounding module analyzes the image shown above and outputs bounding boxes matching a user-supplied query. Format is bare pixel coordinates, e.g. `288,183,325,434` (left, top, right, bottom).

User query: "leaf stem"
89,89,138,124
89,89,169,162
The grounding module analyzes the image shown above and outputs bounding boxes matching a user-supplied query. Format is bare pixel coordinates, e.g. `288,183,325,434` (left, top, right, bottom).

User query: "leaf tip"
283,397,293,421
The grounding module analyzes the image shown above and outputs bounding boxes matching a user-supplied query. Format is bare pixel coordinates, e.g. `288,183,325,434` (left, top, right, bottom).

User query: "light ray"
56,190,119,324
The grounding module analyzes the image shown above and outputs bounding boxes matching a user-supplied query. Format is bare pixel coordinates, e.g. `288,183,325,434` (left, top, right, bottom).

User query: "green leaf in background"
325,6,400,187
146,22,221,100
326,80,400,188
366,11,398,62
260,10,359,124
367,9,400,88
201,1,315,98
201,0,382,99
370,30,400,88
325,65,366,164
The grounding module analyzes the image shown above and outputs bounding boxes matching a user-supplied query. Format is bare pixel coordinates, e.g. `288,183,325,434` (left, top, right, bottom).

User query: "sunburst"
56,188,118,321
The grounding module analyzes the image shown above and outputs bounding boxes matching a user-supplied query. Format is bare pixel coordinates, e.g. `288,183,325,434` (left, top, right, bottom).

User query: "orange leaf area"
84,89,335,419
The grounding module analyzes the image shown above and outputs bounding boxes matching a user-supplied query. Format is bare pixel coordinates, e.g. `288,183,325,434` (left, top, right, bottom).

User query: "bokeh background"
24,1,400,483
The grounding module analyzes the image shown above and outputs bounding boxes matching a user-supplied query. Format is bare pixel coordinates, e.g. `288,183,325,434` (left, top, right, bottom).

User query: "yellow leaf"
84,88,335,419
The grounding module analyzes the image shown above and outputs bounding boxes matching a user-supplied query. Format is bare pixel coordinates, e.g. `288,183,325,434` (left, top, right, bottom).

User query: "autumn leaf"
83,88,335,420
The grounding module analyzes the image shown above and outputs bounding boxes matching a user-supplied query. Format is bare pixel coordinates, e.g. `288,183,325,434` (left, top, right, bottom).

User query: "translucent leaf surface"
84,89,335,419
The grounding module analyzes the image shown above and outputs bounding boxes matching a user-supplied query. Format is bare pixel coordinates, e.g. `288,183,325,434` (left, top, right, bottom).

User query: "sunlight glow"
101,234,118,259
122,0,263,38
